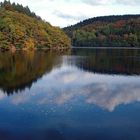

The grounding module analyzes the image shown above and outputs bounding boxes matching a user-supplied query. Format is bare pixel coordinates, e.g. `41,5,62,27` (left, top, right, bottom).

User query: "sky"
1,0,140,27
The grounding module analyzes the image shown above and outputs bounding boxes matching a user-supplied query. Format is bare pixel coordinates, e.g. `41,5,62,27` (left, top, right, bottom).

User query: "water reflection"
0,49,140,94
72,48,140,75
0,49,140,110
0,49,140,140
7,64,139,112
0,51,62,94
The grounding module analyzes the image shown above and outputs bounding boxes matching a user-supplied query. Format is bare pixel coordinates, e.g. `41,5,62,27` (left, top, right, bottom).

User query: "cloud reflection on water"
8,64,140,112
44,65,140,111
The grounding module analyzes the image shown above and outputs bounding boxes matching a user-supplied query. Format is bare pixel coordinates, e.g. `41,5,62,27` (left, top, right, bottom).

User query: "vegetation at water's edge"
64,15,140,47
0,51,56,94
0,1,71,51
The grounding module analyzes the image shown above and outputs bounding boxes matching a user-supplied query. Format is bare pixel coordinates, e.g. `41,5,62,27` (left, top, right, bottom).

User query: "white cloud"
82,0,140,5
115,0,140,5
32,64,140,112
12,94,30,105
1,63,140,112
0,90,6,100
82,0,114,5
1,0,138,27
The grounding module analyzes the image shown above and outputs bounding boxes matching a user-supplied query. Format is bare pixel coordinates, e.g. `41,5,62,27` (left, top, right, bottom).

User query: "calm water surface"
0,48,140,140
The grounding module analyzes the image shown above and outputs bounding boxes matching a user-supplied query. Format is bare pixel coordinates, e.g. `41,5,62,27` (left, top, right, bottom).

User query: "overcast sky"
1,0,140,27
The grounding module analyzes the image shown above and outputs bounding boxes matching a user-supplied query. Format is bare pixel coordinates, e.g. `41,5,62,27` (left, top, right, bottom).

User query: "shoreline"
1,46,140,52
0,47,71,52
72,47,140,49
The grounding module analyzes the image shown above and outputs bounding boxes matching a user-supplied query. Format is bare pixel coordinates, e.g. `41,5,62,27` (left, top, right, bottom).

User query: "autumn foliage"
0,1,71,50
64,15,140,47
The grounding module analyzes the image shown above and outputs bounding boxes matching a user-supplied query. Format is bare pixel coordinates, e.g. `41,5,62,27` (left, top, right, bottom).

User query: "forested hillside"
0,1,71,50
64,15,140,47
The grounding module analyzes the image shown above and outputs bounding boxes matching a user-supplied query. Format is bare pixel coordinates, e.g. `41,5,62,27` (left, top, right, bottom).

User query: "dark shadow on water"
72,48,140,75
0,48,140,94
0,51,62,95
0,129,66,140
0,48,140,140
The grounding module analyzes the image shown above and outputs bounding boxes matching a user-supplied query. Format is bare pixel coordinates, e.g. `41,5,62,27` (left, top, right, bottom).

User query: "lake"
0,48,140,140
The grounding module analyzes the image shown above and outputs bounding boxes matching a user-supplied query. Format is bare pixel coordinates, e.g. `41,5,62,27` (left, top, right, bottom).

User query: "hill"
0,1,71,50
64,15,140,47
